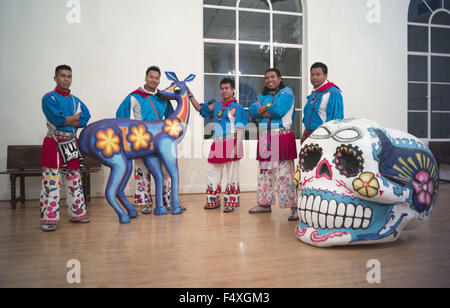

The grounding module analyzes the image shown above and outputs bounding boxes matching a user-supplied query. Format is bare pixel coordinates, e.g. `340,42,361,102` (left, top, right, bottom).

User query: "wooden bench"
429,141,450,183
0,145,102,209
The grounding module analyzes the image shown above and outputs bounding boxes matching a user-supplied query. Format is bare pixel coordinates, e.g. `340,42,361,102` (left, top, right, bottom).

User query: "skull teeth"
298,195,373,230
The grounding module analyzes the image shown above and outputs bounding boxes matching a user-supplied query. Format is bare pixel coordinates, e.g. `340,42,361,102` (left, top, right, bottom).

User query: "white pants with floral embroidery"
134,159,171,209
257,160,297,209
40,168,88,225
205,161,240,208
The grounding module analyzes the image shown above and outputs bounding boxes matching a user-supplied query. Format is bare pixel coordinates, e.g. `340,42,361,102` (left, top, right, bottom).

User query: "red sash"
208,138,244,164
257,130,297,162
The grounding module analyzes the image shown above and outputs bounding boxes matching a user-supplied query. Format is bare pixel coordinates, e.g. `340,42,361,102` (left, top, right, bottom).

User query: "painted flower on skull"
412,170,434,207
353,172,380,198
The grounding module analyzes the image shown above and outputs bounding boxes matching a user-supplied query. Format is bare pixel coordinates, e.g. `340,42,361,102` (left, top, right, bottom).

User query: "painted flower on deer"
96,128,120,156
164,119,183,138
128,124,151,151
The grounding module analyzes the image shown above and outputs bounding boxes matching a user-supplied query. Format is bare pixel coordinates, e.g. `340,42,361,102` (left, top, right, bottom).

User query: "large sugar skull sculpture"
296,118,439,247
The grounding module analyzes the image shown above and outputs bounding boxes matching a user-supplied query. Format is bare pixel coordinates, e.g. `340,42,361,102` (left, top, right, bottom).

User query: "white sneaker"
141,207,152,215
41,224,56,232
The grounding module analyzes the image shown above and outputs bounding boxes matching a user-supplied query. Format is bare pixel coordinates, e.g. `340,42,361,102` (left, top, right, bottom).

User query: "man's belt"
260,128,293,135
47,129,77,138
214,132,238,142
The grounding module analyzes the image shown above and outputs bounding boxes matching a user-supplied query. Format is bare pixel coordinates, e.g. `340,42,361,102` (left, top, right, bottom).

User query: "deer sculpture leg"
117,159,139,218
104,154,132,224
157,135,183,215
143,154,168,216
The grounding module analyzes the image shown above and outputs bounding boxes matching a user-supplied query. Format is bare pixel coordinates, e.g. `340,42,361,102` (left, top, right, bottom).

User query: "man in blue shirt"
116,66,175,215
189,78,248,213
302,62,344,143
40,65,91,231
248,68,298,221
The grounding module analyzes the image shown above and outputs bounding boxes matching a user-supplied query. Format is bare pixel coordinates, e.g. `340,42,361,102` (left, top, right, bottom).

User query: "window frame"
203,0,305,140
408,0,450,141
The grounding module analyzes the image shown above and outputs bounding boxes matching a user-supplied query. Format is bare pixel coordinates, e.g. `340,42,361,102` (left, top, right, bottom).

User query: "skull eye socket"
300,144,323,172
334,145,364,177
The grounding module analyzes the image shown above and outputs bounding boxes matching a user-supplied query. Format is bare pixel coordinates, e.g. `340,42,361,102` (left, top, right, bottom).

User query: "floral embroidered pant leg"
161,164,172,209
257,160,297,208
40,168,87,225
134,159,152,209
224,161,240,208
65,169,88,221
134,159,172,209
276,160,297,209
205,162,223,208
40,168,62,225
257,163,275,207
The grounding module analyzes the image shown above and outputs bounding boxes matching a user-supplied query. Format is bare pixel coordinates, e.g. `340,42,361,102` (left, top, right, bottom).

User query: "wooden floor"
1,184,449,288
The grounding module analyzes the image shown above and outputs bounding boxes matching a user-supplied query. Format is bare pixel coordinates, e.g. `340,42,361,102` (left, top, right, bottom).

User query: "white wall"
0,0,412,201
306,0,410,129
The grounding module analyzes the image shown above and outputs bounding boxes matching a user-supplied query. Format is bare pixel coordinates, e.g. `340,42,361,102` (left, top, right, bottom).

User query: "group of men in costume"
39,62,343,231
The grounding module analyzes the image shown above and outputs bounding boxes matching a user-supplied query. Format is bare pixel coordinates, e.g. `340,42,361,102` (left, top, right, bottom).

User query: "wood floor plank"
1,185,449,287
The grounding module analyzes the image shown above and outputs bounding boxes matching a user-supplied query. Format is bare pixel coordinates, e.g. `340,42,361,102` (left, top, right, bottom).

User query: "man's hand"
233,129,244,158
186,86,194,96
65,113,81,127
257,105,268,115
230,107,236,118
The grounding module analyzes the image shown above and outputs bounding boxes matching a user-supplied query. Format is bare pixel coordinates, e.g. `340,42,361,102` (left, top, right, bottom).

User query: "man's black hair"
146,66,161,77
220,77,235,89
55,65,72,76
310,62,328,75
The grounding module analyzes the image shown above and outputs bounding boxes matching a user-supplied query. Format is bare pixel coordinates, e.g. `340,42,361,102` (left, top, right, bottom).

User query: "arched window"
408,0,450,140
203,0,304,139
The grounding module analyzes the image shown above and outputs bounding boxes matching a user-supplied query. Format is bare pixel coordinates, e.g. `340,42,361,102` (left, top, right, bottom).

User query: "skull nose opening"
316,159,333,180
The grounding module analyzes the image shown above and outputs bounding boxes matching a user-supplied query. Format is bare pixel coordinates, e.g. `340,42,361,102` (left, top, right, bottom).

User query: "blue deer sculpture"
79,72,195,223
